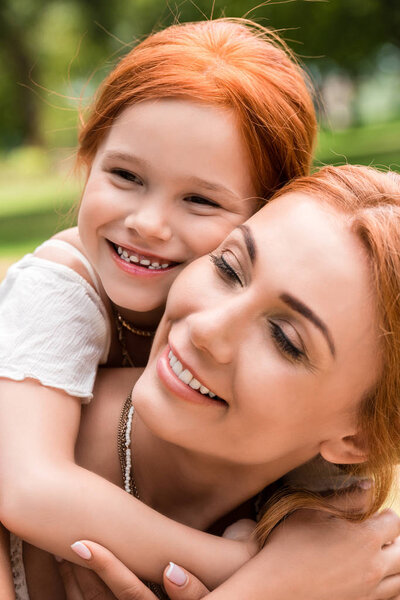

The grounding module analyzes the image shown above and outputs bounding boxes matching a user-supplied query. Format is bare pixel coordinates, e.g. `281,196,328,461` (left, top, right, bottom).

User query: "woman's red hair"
256,165,400,545
78,18,317,198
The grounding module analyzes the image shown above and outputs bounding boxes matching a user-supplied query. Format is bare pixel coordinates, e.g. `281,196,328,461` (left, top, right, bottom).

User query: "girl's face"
78,99,258,315
133,193,381,475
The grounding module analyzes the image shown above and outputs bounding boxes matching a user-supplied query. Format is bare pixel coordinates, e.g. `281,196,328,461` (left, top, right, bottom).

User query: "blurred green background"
1,0,400,279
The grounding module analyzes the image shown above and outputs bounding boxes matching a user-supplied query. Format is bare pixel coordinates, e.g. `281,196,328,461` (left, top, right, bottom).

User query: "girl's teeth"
199,385,210,395
115,245,171,269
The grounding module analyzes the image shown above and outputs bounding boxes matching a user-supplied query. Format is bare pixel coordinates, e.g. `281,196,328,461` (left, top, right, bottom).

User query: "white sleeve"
0,255,111,402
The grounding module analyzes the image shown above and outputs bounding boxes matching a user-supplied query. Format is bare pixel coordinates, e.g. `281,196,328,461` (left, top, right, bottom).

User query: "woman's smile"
156,345,228,408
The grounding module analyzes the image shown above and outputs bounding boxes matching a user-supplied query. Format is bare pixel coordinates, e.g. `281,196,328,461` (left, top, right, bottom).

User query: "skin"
3,193,399,598
78,98,258,328
130,192,380,529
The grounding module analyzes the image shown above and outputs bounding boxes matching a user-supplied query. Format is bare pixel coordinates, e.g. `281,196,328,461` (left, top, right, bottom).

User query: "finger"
71,541,158,600
72,564,117,600
57,560,85,600
163,563,209,600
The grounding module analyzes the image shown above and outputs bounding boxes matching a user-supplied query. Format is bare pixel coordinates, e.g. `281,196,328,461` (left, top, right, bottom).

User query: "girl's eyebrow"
280,292,336,358
103,151,149,168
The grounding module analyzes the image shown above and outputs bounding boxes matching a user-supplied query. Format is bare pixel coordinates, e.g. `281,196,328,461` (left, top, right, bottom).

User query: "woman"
6,163,400,600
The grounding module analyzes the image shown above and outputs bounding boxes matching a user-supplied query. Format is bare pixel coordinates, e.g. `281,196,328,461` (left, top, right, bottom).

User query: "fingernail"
166,562,188,586
54,555,63,563
71,541,92,560
358,479,373,490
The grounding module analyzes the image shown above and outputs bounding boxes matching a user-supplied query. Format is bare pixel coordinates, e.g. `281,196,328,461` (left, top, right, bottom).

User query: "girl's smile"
78,98,258,323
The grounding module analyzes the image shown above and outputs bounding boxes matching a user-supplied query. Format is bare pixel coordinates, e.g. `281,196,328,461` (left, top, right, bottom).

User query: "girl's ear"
319,433,368,465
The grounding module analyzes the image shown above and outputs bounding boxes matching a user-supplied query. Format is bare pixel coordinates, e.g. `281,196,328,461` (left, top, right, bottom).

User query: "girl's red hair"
78,18,317,198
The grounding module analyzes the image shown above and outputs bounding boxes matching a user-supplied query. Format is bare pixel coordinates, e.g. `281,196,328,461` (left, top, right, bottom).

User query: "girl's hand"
66,507,400,600
61,542,208,600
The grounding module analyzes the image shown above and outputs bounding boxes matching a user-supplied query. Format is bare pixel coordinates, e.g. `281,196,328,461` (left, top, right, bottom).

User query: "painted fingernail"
166,562,188,586
71,541,92,560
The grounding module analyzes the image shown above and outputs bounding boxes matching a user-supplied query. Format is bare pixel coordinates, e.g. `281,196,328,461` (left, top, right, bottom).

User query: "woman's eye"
269,321,304,362
110,168,143,185
210,252,243,286
186,195,220,208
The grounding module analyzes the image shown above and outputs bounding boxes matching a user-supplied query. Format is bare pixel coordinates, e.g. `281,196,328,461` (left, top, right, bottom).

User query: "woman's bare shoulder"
75,368,143,485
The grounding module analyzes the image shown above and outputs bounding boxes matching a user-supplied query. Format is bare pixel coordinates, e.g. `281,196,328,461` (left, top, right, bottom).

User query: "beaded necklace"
117,392,167,600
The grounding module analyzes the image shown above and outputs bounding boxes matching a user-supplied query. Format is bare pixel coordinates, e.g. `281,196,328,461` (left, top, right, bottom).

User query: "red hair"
78,18,317,198
256,165,400,544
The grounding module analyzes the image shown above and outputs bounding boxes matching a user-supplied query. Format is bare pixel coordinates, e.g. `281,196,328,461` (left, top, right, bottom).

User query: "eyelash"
210,252,304,362
110,168,142,184
269,321,304,362
210,252,243,286
186,195,221,208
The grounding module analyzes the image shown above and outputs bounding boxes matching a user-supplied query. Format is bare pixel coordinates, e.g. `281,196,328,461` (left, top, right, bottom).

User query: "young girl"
0,17,317,596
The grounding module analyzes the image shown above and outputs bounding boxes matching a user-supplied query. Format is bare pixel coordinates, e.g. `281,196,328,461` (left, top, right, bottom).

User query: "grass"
0,119,399,274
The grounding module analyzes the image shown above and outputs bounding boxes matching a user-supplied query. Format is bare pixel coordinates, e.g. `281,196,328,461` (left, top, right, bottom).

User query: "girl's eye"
185,195,220,208
269,321,304,362
110,168,143,185
210,252,243,287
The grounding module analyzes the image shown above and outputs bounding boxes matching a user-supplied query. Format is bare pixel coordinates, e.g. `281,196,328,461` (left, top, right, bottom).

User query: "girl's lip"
156,346,227,408
108,242,179,277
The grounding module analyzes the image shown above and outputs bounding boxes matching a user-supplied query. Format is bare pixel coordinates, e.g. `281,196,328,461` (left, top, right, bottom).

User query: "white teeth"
151,262,160,268
140,259,151,266
117,247,123,255
122,250,129,258
172,360,183,376
189,378,201,390
178,369,193,385
130,255,139,263
161,264,169,269
115,245,171,269
168,350,219,399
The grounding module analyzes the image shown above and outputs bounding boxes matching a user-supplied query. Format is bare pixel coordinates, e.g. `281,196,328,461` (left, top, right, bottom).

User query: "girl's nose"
124,200,172,242
186,299,246,365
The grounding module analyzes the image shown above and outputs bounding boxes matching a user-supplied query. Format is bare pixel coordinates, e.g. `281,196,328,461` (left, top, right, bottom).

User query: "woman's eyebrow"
280,292,336,358
238,224,256,263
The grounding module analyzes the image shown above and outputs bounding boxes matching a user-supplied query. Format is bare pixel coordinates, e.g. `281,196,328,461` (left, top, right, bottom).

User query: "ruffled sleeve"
0,255,111,402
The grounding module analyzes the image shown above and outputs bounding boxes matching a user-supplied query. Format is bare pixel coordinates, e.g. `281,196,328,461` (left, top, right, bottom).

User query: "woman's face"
133,192,380,473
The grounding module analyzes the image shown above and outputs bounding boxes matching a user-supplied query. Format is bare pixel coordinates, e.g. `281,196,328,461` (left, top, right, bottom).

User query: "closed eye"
210,252,243,286
269,321,304,362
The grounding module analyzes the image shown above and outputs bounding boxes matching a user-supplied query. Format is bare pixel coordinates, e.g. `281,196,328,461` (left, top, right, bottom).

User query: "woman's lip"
156,346,227,408
108,242,179,277
107,239,178,265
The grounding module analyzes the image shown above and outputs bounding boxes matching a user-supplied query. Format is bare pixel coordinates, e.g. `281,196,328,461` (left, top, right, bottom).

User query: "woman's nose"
187,299,246,364
124,199,172,242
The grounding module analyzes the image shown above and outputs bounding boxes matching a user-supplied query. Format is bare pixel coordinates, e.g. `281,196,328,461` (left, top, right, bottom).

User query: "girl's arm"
0,523,15,600
0,378,252,590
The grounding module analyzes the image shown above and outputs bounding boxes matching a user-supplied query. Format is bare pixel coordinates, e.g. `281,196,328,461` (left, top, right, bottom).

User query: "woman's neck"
132,414,296,531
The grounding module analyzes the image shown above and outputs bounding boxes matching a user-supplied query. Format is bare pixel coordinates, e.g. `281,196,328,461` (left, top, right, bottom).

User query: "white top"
0,240,111,402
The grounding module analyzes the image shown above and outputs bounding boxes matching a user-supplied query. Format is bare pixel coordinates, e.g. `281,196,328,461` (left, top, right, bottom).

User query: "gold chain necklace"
112,305,156,368
117,393,167,599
